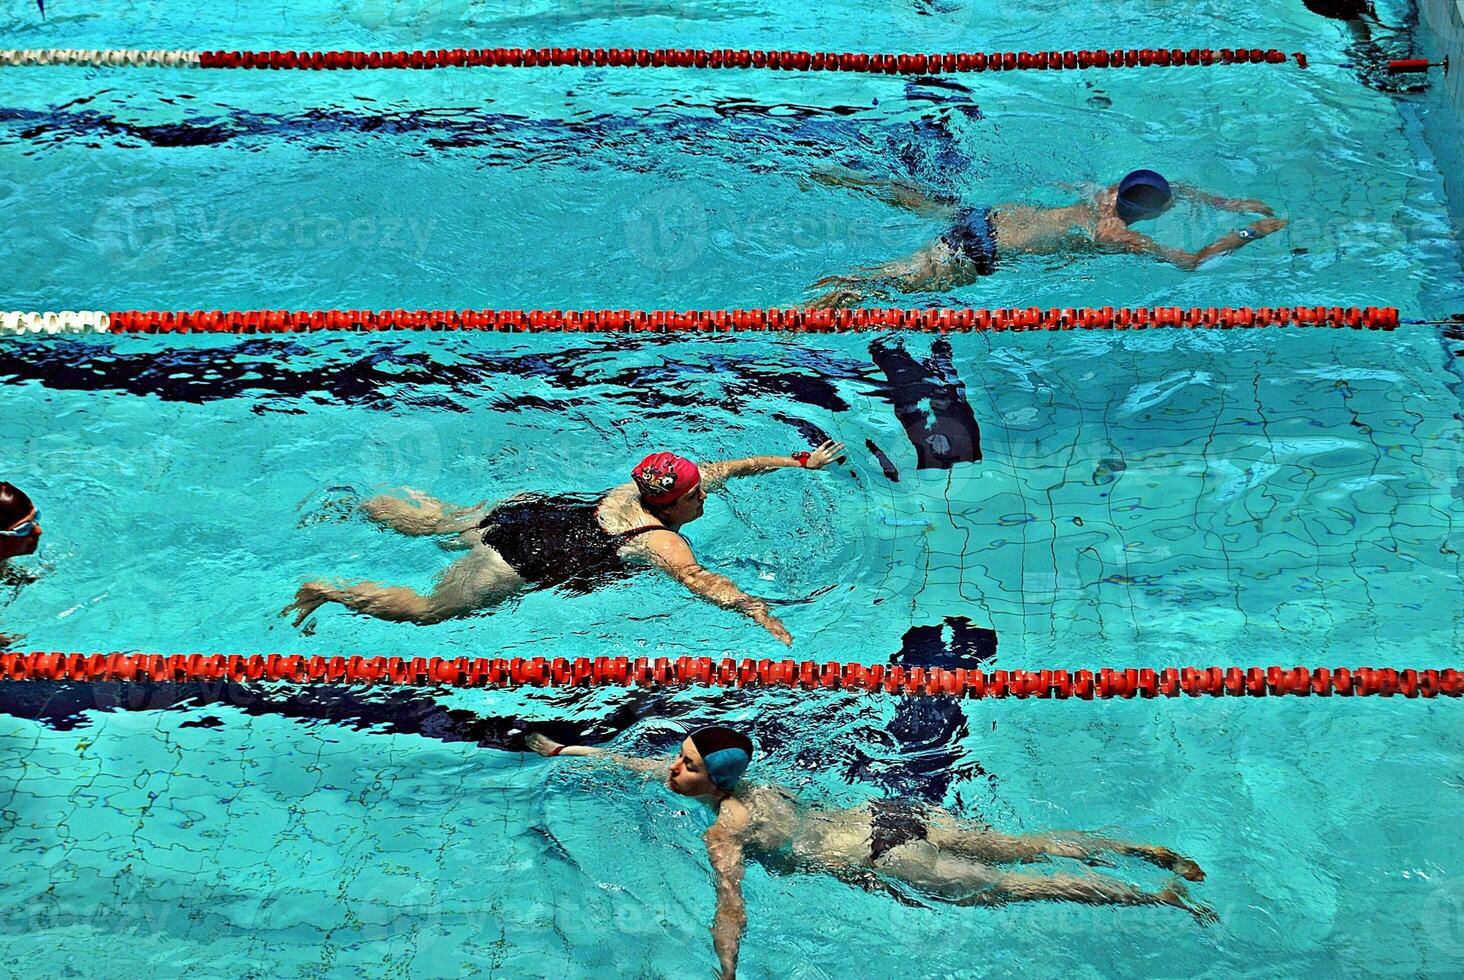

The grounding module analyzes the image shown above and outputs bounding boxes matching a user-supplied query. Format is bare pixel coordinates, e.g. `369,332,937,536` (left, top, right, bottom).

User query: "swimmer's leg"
927,823,1091,865
874,843,1214,921
361,489,488,537
806,166,960,217
927,818,1205,881
806,241,969,310
1050,834,1206,881
281,547,526,630
962,871,1217,923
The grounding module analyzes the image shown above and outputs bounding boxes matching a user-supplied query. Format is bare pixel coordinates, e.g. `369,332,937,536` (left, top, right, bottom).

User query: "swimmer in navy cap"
528,723,1213,978
283,441,844,644
805,166,1285,308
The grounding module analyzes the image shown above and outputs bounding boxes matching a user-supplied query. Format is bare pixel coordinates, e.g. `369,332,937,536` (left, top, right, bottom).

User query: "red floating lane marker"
0,652,1458,700
68,45,1308,74
72,305,1403,336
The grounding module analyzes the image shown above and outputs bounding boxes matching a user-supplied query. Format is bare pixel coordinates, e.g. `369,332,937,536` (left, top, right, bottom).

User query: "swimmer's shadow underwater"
0,327,980,481
0,617,998,810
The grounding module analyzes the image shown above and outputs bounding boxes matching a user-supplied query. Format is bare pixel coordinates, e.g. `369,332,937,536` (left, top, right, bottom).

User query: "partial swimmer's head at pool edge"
0,483,41,560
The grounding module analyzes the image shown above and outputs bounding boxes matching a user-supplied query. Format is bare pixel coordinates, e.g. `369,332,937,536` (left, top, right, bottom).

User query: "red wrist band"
792,451,811,467
550,745,566,756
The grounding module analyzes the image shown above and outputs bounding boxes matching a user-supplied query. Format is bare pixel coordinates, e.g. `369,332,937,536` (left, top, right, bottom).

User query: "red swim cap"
633,452,700,506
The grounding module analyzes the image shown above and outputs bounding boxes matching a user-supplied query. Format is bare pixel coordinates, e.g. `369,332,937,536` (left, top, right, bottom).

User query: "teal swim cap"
689,726,754,791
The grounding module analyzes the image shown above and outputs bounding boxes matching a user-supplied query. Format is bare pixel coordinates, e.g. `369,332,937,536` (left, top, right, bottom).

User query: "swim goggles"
1,509,40,537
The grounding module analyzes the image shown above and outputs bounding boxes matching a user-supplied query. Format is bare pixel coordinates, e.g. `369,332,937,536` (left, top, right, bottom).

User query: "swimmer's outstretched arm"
1173,184,1276,216
700,440,845,489
1115,218,1289,271
705,812,749,979
529,734,749,973
639,532,794,646
525,733,665,774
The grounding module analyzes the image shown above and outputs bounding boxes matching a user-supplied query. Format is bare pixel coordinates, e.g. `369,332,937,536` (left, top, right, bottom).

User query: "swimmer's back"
477,491,671,592
990,200,1101,255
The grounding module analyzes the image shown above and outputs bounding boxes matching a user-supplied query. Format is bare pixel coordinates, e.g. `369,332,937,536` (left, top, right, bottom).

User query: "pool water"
2,0,1463,976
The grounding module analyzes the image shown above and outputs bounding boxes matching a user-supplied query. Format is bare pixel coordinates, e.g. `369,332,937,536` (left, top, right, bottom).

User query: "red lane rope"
2,652,1458,699
98,305,1400,335
189,46,1302,74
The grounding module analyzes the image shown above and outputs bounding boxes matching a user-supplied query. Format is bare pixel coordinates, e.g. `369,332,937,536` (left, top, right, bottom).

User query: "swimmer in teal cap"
528,724,1213,978
805,166,1286,309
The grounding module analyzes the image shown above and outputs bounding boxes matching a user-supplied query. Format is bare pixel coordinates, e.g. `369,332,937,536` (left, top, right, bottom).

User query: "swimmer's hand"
526,733,602,758
1248,216,1288,236
802,439,845,470
526,733,562,756
0,631,22,649
1226,198,1275,217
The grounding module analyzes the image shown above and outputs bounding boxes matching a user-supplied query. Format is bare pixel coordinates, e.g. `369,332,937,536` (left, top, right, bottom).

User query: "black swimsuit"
868,799,930,862
939,207,1000,275
478,494,672,593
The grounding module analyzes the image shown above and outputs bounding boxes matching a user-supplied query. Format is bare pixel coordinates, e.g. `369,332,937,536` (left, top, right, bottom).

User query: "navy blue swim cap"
689,726,753,791
1116,169,1173,223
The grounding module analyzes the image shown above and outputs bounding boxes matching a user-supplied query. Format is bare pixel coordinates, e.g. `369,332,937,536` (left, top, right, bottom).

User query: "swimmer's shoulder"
598,483,638,512
597,484,662,535
739,782,799,818
725,781,788,809
1089,189,1129,229
1093,215,1148,249
711,796,753,838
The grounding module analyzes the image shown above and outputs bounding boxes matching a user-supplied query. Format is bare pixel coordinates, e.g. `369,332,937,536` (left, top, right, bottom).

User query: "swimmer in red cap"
282,441,844,644
0,482,42,648
804,167,1285,308
527,724,1213,977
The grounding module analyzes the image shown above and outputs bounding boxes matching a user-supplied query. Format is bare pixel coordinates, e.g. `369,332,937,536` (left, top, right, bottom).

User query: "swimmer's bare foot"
1146,846,1206,882
807,165,863,191
805,287,866,311
1158,881,1218,924
526,733,564,756
281,581,336,631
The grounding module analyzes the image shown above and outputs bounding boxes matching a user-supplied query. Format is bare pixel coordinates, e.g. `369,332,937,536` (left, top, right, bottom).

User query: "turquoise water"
3,0,1464,976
